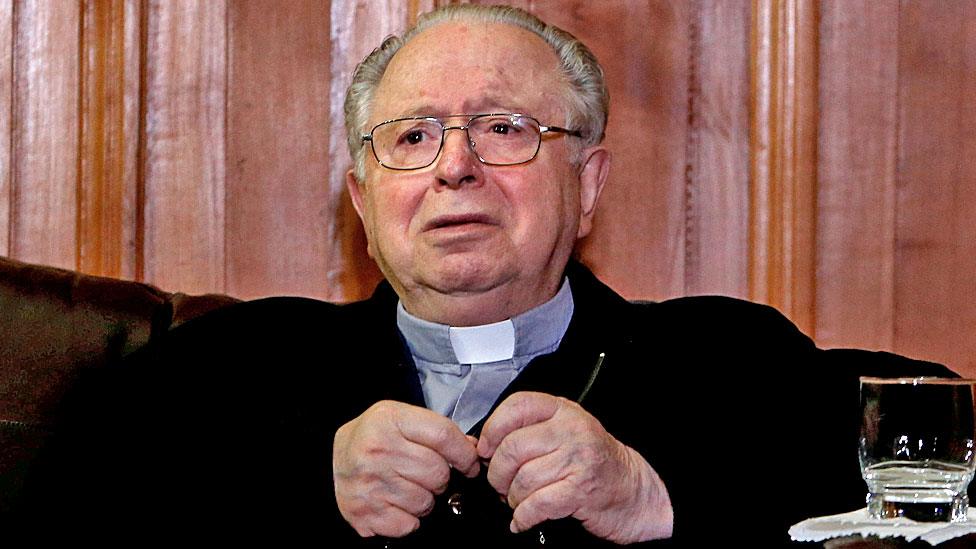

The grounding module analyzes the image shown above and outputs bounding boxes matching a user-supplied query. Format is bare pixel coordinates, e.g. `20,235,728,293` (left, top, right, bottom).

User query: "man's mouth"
423,213,496,231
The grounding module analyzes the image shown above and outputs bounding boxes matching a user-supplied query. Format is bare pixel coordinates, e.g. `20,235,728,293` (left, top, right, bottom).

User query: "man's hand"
333,400,480,538
477,391,673,543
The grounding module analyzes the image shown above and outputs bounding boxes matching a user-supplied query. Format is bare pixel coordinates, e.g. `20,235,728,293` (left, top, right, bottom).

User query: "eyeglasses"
361,113,582,171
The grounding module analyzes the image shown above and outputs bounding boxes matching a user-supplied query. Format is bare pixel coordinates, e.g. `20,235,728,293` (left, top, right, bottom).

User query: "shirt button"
447,492,463,516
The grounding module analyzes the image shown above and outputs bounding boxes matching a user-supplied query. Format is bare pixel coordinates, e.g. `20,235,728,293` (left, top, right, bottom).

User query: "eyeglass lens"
370,115,542,170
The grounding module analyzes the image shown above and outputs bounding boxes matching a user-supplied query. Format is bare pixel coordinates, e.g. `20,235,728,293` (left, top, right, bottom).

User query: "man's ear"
346,169,377,259
346,169,367,222
576,146,611,239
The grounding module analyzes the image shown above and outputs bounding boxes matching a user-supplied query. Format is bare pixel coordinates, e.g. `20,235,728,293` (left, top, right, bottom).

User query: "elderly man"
24,4,956,548
335,3,662,544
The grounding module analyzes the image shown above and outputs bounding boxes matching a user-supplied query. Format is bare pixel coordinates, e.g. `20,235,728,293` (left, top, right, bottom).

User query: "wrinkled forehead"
370,21,568,124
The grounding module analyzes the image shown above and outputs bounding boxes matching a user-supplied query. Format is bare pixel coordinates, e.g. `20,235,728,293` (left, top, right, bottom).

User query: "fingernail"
509,520,518,533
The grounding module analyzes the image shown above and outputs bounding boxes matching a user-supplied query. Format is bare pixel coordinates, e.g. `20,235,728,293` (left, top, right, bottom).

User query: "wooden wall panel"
141,0,226,294
894,1,976,374
749,0,818,335
78,0,141,280
561,0,691,301
119,0,142,281
686,0,750,299
0,0,10,257
225,0,332,299
816,0,899,351
9,1,79,269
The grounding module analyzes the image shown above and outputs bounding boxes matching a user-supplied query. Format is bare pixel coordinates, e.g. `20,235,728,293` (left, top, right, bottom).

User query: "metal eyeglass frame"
360,113,583,171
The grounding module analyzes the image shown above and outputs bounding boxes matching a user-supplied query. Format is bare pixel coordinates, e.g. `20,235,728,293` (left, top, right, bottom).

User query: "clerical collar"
396,278,574,365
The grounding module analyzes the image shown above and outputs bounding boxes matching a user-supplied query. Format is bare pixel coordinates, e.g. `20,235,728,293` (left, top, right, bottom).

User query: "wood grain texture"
10,0,79,269
225,0,332,300
78,0,140,280
816,0,899,351
894,0,976,376
788,0,818,335
120,0,141,281
749,0,818,335
548,0,690,301
0,0,10,256
141,0,226,294
685,0,750,299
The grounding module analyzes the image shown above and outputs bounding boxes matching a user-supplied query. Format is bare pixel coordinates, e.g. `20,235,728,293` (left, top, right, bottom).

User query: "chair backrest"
0,256,239,512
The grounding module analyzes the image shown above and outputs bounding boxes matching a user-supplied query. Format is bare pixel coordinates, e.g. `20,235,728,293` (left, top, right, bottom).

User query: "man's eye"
398,128,430,146
490,122,518,135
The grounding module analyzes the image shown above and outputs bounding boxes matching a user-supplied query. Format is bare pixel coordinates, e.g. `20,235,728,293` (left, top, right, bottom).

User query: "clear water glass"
859,377,976,522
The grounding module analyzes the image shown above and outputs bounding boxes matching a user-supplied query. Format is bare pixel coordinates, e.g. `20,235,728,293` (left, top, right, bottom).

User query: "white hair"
343,4,609,180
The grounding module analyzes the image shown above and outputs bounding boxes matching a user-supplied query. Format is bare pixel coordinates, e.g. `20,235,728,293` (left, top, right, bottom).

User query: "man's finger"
394,405,480,477
478,392,561,459
385,476,437,518
360,506,423,538
485,420,559,496
510,481,577,533
503,449,568,508
389,441,453,494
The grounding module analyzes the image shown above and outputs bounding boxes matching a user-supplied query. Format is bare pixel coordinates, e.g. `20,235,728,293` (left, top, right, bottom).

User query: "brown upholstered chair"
0,256,239,512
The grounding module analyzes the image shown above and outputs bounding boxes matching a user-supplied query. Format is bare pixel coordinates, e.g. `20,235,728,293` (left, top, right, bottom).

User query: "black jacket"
22,261,955,546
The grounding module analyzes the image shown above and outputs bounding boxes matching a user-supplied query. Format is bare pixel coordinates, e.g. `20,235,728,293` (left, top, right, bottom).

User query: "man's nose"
434,127,482,189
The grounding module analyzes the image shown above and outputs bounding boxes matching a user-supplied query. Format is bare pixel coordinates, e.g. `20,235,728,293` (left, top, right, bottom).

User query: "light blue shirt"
396,279,574,433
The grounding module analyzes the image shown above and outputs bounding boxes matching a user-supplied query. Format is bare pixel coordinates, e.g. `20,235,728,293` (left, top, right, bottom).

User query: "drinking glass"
859,377,976,522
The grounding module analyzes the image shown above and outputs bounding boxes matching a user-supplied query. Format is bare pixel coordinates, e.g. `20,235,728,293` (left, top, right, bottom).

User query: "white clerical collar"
396,278,574,366
448,320,516,364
